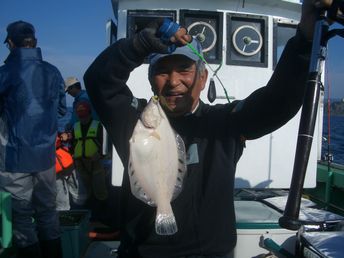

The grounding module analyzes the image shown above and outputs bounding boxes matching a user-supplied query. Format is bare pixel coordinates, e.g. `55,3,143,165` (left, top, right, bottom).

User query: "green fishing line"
186,42,231,103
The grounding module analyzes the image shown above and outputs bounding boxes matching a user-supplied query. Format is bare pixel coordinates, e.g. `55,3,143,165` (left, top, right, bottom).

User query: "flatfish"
128,96,187,235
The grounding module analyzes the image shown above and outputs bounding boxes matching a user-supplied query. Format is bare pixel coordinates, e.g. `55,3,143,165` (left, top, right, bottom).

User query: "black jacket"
84,33,311,257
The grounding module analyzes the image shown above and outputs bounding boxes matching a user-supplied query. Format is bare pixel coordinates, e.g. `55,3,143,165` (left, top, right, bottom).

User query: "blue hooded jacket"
0,47,66,173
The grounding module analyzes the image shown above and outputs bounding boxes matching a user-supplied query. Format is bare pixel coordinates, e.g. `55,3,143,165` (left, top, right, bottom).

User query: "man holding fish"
84,0,333,257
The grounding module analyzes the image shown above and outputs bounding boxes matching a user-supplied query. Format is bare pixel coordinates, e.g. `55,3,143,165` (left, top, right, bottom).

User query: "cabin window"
273,18,297,69
180,10,223,64
226,13,268,67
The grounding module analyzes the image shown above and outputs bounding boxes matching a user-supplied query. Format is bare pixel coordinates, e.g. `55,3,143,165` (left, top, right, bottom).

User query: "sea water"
322,115,344,164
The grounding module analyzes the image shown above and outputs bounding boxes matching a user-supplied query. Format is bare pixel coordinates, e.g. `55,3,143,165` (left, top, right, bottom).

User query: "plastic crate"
60,210,90,258
0,191,12,249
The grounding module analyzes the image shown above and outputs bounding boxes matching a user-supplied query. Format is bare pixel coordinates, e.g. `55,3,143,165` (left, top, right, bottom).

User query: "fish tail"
155,204,178,235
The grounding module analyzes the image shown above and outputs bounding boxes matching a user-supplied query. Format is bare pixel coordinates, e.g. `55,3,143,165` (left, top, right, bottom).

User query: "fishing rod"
279,1,344,231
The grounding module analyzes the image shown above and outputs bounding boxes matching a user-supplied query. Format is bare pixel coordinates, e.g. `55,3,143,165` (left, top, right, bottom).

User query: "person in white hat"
64,76,98,129
64,76,81,94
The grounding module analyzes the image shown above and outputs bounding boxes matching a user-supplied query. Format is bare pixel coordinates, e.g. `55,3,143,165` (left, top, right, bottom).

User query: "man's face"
66,86,78,97
151,55,208,117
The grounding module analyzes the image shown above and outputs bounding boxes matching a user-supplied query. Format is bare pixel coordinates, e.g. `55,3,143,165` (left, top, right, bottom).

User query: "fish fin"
155,204,178,235
128,160,155,206
172,132,187,201
131,181,156,206
150,131,161,140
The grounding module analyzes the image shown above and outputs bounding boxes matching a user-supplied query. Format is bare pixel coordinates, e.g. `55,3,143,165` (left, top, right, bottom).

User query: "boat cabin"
107,0,324,190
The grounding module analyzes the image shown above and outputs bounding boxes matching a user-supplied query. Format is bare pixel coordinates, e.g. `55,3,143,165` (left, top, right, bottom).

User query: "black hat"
4,20,35,44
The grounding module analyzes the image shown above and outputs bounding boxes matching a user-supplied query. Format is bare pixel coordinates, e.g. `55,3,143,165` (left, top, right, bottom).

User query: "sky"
324,24,344,101
0,0,343,107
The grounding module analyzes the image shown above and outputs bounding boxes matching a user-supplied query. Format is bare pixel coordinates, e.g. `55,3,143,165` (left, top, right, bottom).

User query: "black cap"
4,20,35,44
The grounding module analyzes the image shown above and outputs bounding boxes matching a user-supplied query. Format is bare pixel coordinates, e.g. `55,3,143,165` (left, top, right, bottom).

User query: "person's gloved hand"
133,18,191,57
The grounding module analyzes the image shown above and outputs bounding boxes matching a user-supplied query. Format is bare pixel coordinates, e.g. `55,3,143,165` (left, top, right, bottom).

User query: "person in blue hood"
0,20,66,258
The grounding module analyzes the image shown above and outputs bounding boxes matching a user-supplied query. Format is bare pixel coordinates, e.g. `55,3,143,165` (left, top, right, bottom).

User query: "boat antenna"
324,54,333,165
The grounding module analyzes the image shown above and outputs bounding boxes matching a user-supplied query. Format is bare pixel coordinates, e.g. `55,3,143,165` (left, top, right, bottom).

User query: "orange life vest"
55,134,74,176
56,146,74,175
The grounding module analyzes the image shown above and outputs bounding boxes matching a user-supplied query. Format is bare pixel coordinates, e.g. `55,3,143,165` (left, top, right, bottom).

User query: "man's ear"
150,78,159,96
200,69,208,91
149,76,155,92
7,39,16,49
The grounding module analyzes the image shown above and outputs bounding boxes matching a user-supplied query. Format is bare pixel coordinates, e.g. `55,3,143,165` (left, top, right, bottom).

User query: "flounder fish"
128,96,187,235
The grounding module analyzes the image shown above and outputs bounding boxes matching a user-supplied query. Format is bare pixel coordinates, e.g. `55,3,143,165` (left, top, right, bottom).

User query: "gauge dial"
232,25,263,56
187,21,217,53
